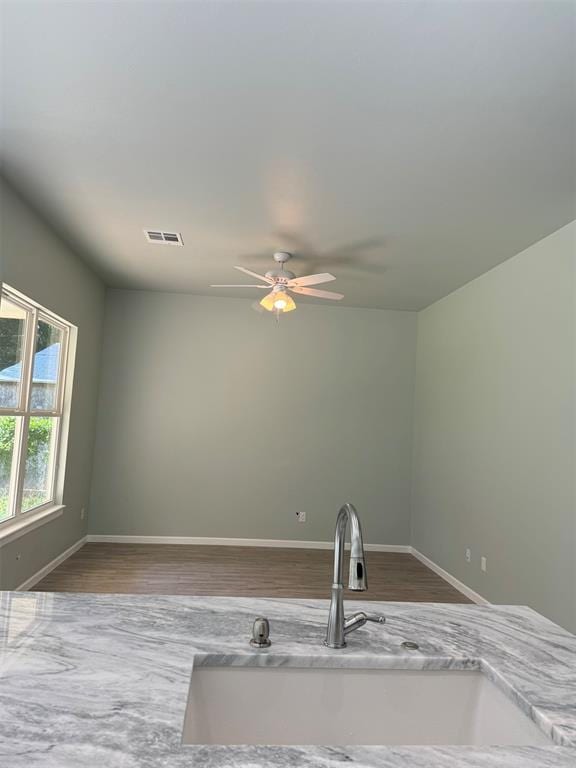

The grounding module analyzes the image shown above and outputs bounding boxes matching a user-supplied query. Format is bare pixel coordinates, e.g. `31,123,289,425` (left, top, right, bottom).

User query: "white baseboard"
86,534,410,553
410,547,490,605
16,536,87,592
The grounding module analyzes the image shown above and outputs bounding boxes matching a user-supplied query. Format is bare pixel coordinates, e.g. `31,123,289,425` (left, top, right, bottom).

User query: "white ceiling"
1,0,574,310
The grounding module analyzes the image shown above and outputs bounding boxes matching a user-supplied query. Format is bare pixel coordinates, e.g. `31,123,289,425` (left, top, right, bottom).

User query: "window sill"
0,505,65,547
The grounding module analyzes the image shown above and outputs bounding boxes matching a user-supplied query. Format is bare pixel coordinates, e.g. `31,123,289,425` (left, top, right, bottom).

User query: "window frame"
0,285,73,526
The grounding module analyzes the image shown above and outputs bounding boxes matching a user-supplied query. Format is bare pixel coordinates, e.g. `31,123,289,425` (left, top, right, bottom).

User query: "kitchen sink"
182,665,551,746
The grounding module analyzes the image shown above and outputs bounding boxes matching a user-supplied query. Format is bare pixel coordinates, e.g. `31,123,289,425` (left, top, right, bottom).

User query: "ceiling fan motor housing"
265,270,295,283
267,252,295,283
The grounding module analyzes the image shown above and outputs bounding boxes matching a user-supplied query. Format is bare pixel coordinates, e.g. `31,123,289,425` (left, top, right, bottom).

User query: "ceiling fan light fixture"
260,290,296,313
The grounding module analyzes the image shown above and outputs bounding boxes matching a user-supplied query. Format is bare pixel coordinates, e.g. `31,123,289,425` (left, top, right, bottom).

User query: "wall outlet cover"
296,510,307,523
481,556,487,573
465,548,471,563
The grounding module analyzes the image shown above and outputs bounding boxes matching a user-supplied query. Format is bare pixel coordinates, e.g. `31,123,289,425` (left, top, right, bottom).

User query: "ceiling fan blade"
324,237,385,258
274,230,318,256
234,266,274,283
210,284,269,288
273,229,386,274
287,273,336,287
291,286,344,300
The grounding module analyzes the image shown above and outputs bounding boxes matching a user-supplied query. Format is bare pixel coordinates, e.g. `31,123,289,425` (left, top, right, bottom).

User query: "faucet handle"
343,611,386,636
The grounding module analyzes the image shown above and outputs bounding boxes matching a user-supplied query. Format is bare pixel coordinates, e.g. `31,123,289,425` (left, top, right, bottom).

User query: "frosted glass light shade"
260,291,296,313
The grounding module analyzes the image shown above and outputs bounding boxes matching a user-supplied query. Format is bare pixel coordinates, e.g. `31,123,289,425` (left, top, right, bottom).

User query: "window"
0,286,73,526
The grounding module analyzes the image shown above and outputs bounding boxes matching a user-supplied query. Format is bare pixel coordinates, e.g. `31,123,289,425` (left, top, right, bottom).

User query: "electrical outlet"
465,548,471,563
296,510,307,523
481,556,487,573
80,507,86,521
15,553,21,561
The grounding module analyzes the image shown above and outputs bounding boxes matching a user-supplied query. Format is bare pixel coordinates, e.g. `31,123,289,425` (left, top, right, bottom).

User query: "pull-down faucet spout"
324,503,385,649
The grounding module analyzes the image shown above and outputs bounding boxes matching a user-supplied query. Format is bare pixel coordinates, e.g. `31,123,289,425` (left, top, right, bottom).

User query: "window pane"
0,415,19,522
0,297,29,409
21,417,58,512
31,320,64,411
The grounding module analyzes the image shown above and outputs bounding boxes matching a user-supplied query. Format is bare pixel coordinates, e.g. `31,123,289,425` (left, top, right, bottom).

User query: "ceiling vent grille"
144,230,184,246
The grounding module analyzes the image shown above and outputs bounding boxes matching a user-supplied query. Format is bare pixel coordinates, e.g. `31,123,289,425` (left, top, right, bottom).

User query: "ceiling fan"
210,252,344,315
240,232,386,274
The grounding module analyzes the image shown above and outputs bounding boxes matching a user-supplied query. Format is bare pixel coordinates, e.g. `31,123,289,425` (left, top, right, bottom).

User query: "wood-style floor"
35,543,470,603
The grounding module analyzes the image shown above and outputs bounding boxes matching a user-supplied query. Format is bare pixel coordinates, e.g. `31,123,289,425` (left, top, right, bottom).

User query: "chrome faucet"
324,503,385,648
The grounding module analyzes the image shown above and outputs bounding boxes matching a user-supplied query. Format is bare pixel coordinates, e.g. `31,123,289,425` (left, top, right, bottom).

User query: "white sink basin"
183,666,551,746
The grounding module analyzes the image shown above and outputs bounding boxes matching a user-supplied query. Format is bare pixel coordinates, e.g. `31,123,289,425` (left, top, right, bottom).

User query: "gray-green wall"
411,222,575,632
0,178,105,589
89,291,417,544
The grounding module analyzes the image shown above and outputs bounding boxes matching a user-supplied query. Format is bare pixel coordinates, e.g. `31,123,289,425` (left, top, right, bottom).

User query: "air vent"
144,230,184,246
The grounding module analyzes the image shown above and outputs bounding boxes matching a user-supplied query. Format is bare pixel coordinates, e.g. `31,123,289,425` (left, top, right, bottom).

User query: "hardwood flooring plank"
34,544,471,603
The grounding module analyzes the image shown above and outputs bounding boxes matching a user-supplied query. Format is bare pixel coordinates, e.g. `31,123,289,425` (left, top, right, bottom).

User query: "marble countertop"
0,592,574,767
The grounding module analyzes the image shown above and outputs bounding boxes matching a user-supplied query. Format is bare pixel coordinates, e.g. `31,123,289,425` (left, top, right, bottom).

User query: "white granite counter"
0,592,574,767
